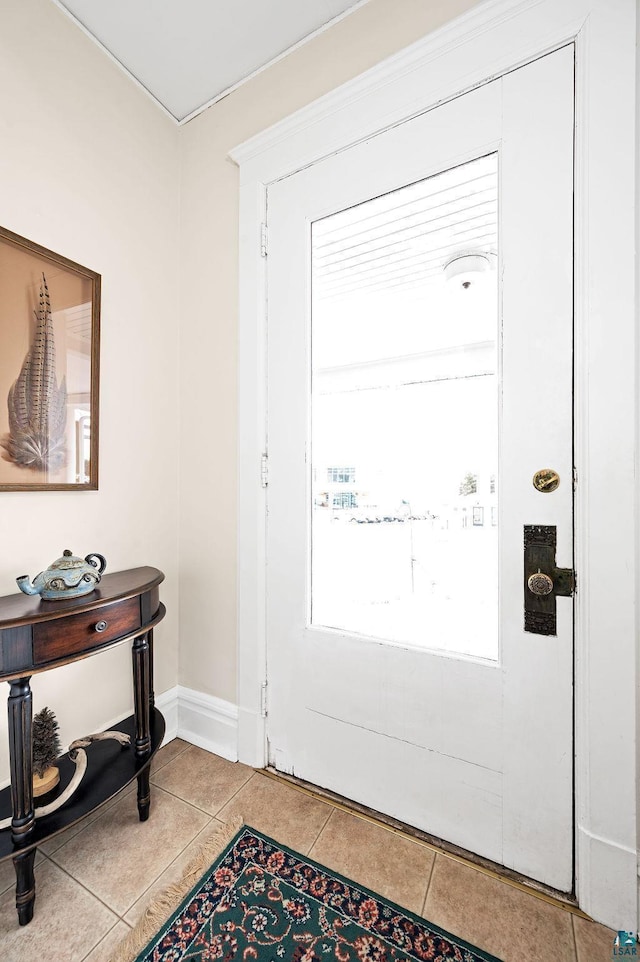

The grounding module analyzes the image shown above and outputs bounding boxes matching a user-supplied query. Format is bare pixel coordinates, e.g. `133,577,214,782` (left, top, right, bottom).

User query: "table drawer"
33,596,141,664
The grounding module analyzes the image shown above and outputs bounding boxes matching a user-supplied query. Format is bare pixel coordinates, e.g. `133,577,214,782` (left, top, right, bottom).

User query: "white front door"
265,47,574,891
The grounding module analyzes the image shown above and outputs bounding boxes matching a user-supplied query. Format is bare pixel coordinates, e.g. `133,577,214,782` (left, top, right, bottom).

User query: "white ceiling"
53,0,367,123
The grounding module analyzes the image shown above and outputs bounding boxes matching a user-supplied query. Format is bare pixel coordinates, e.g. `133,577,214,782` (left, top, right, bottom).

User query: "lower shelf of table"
0,708,165,860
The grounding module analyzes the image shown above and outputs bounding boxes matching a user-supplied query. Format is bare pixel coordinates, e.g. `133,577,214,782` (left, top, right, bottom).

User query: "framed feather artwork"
0,227,100,490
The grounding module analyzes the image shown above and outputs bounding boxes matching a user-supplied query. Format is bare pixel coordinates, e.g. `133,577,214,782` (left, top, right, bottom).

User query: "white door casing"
232,0,637,929
265,47,573,892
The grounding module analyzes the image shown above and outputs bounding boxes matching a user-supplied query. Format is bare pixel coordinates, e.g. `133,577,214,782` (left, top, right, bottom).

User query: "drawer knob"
95,620,108,633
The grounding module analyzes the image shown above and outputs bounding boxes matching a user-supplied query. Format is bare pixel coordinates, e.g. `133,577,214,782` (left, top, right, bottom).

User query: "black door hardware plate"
524,525,574,636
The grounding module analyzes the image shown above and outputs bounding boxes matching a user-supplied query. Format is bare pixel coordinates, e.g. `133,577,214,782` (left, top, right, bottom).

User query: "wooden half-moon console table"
0,566,165,926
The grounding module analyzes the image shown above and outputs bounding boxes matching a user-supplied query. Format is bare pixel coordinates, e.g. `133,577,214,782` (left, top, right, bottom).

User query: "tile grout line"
40,852,126,925
307,806,336,858
78,916,131,962
151,766,254,821
120,814,219,927
39,786,138,858
47,784,210,845
421,851,438,916
148,779,218,816
150,741,192,777
45,789,216,918
210,770,265,821
45,817,209,931
148,780,245,820
570,913,580,962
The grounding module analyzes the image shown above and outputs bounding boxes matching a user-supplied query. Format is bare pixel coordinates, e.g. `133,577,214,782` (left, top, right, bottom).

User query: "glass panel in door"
311,154,499,659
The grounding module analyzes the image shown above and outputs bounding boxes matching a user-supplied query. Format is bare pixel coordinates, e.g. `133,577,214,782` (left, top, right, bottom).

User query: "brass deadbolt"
527,570,554,596
533,469,560,493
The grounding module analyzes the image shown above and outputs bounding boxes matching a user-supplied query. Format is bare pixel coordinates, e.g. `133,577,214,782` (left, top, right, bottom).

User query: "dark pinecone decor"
32,706,62,777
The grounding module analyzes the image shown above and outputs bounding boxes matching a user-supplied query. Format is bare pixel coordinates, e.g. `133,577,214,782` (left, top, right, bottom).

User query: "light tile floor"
0,738,616,962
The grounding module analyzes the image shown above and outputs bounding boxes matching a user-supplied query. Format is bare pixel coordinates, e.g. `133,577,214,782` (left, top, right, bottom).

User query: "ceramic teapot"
17,550,107,600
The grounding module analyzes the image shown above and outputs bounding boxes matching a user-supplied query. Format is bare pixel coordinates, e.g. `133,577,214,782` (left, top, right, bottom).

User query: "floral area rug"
118,825,501,962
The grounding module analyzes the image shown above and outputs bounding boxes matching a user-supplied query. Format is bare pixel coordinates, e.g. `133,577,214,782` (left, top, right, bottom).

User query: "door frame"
231,0,637,930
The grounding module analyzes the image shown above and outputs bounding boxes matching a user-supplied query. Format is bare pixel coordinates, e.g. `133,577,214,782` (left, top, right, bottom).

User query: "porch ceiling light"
444,252,493,290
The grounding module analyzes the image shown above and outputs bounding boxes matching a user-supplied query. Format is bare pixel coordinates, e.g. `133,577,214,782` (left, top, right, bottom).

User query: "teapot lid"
49,549,88,571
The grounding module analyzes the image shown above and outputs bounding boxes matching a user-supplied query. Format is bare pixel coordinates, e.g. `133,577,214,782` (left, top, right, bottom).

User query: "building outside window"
332,492,357,509
327,466,355,483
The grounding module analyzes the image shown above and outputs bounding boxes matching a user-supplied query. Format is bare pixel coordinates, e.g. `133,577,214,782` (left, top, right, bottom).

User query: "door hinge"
261,453,269,488
260,681,268,718
260,222,268,257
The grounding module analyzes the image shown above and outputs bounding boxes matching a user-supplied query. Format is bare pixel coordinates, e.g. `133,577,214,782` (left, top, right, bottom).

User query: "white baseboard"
97,688,238,760
577,826,638,929
156,687,179,745
173,686,238,762
0,687,239,793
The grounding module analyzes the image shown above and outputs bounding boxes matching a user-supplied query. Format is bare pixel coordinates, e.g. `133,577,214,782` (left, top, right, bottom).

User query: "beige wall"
178,0,482,701
0,0,180,778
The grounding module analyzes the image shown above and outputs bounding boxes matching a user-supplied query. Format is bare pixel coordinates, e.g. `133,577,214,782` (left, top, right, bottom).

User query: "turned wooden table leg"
13,849,36,926
136,768,151,823
148,628,155,713
8,677,36,924
132,633,151,822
